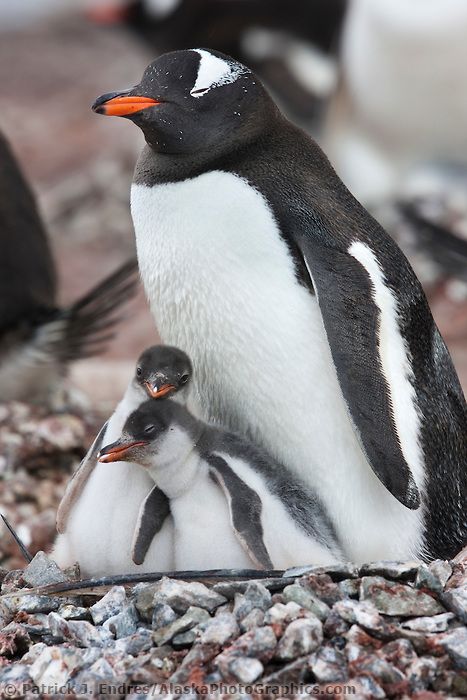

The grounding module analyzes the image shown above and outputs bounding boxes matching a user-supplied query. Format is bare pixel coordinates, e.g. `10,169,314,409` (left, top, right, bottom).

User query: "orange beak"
92,92,161,117
98,440,147,463
144,381,176,399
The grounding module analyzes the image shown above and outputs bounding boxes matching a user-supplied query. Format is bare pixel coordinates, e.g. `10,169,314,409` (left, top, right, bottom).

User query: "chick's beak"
98,439,148,463
92,90,161,117
144,381,176,399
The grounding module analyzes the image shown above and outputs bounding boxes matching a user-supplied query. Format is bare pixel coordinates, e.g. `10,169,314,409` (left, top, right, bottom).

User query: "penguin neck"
121,379,147,413
133,117,281,188
146,424,204,499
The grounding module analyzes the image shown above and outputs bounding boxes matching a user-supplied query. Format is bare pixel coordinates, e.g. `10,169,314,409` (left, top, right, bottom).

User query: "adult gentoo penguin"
98,399,343,569
0,130,138,405
93,49,467,562
53,345,191,576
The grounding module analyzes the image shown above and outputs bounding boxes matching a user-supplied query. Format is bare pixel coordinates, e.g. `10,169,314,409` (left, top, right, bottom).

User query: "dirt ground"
1,17,467,408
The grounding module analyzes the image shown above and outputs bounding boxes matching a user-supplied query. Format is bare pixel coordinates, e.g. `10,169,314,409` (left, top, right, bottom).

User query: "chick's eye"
180,374,189,385
144,424,155,434
136,367,142,376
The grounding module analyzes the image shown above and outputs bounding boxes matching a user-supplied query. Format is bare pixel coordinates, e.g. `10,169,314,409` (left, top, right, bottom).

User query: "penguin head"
92,49,275,155
134,344,192,399
98,399,199,468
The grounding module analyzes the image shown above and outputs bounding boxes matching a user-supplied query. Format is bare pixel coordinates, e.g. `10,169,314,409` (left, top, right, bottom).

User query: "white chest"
131,169,424,561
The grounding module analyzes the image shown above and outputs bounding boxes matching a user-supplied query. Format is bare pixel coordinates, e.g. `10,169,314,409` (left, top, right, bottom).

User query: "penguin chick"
53,345,191,576
98,400,343,571
0,131,139,405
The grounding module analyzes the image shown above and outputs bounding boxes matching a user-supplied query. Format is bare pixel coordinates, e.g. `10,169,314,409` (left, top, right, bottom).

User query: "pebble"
299,573,343,606
150,577,227,614
103,603,139,638
9,594,61,615
199,612,239,646
58,604,91,621
233,582,271,619
416,560,452,593
152,602,177,630
310,645,348,682
228,656,264,683
402,613,455,633
283,584,330,620
360,576,444,616
360,560,421,580
239,608,265,632
276,617,323,661
441,628,467,670
441,587,467,624
22,551,68,588
152,606,210,646
90,586,127,625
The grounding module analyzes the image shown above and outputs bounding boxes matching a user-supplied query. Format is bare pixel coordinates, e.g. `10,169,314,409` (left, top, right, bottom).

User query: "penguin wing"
206,453,274,569
131,485,171,565
293,235,421,509
56,421,108,534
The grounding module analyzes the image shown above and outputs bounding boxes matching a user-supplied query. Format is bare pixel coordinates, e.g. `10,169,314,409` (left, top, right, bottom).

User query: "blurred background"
1,0,467,568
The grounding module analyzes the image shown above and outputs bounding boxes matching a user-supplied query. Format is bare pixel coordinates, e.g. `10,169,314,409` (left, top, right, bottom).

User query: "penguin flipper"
296,237,421,510
56,421,108,534
132,485,171,565
206,454,274,569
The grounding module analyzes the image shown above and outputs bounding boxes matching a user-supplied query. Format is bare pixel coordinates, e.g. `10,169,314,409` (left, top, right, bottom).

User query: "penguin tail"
35,258,140,363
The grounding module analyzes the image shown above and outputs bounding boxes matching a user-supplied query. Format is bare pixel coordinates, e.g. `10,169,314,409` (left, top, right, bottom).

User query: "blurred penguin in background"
0,130,138,406
87,0,347,127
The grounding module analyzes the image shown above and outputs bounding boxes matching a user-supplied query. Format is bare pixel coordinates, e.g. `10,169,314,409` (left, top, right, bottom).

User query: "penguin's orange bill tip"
97,96,161,117
144,382,176,399
98,441,148,463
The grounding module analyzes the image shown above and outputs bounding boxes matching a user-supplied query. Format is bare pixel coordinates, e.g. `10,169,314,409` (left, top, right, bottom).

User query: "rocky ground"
0,552,466,698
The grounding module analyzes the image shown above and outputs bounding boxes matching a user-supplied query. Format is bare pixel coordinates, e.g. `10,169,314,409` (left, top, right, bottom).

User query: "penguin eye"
144,424,155,434
179,374,189,385
136,367,142,377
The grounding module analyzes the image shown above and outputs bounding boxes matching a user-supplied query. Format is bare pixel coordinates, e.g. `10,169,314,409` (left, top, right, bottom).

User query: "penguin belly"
170,463,255,570
54,401,175,577
131,170,425,562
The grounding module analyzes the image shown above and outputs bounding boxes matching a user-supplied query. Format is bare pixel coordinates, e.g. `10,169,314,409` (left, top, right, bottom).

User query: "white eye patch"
190,49,246,97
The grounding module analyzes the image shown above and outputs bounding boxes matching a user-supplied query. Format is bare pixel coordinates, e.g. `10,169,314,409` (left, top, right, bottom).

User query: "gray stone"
151,577,226,614
416,560,452,593
299,573,343,606
283,584,330,620
338,578,360,598
103,603,139,638
114,628,153,656
200,612,239,646
217,626,277,665
352,653,406,684
323,611,350,638
333,599,393,638
58,604,90,621
360,560,421,580
172,629,198,648
47,612,113,647
441,627,467,669
0,598,15,628
360,576,444,616
264,601,303,625
406,656,439,692
276,617,323,661
441,587,467,623
402,612,455,633
152,606,210,646
152,602,177,630
239,608,265,632
310,645,348,682
212,578,286,599
22,551,67,588
233,582,271,620
89,586,127,625
10,594,61,614
28,645,85,686
228,656,263,683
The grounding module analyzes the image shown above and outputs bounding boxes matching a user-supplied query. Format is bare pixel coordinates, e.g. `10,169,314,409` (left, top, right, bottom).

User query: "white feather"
190,49,245,97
